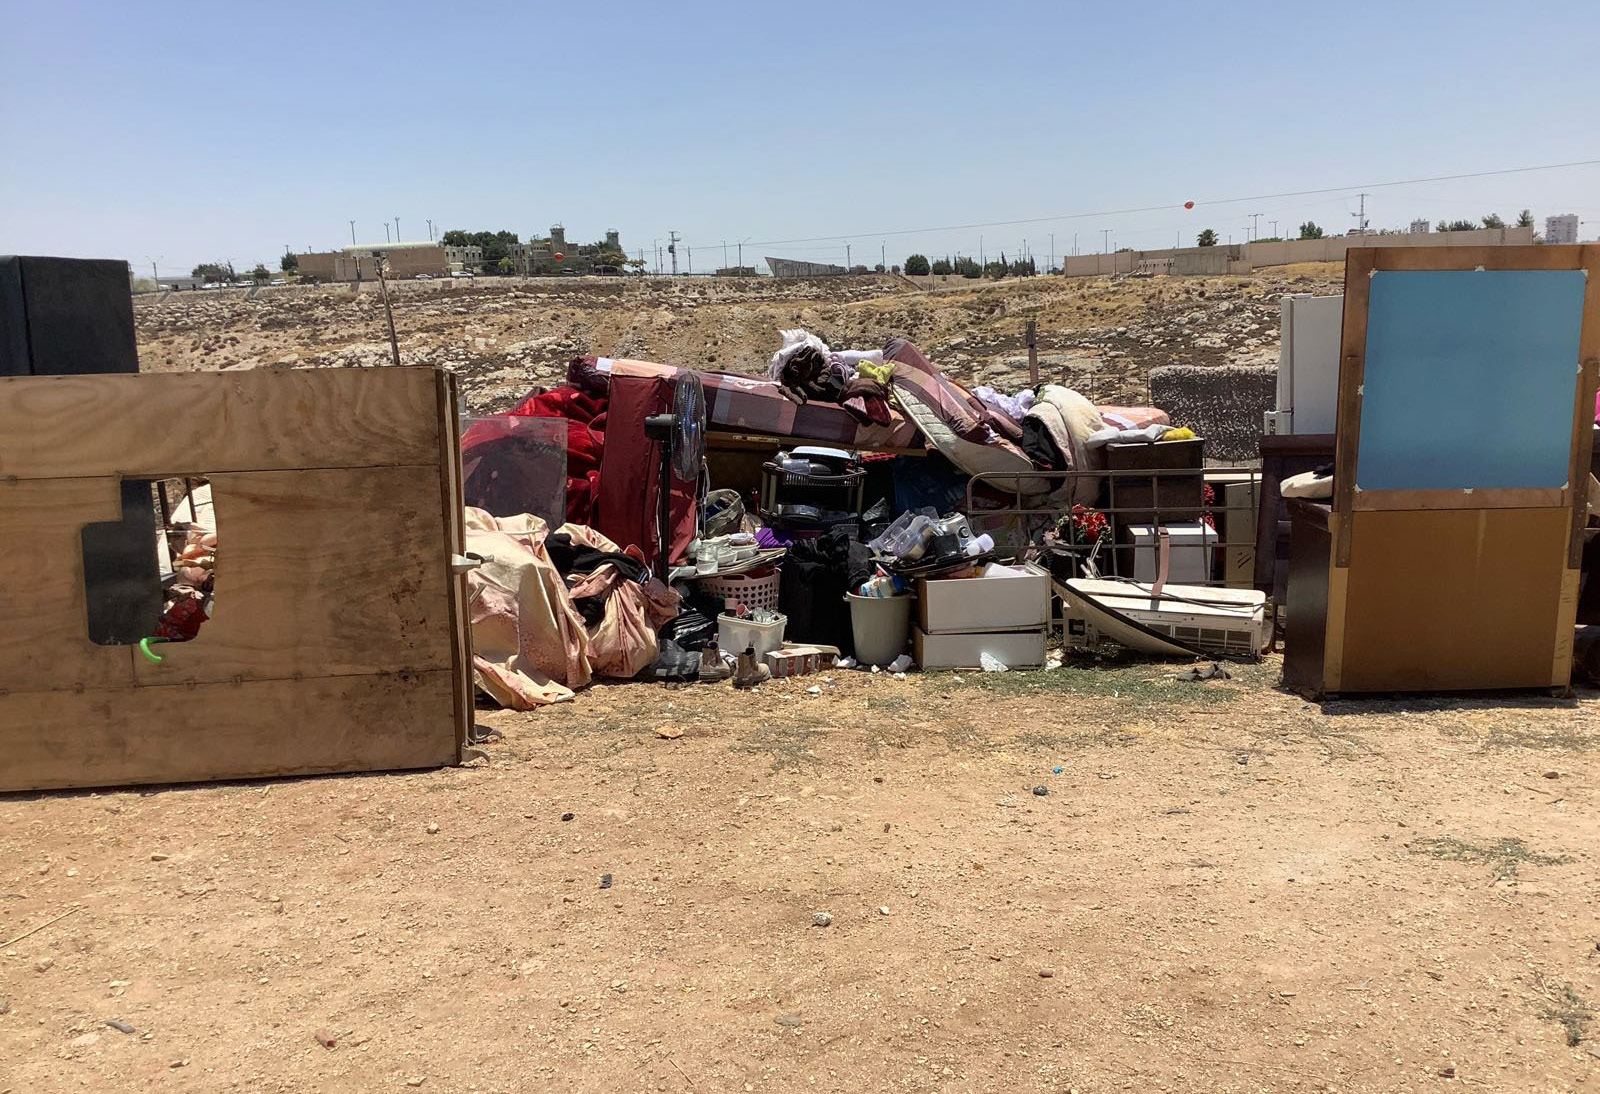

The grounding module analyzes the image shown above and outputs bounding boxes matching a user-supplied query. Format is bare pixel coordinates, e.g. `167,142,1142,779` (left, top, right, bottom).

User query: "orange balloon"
554,252,565,261
1184,201,1195,210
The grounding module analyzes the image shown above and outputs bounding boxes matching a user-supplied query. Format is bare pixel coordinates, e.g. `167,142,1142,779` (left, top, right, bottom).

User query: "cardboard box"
913,626,1046,670
916,562,1050,635
764,644,839,679
1124,523,1216,585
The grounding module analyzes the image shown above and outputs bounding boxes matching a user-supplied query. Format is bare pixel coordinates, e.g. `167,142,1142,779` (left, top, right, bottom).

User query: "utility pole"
426,218,434,241
1248,212,1262,241
846,242,851,269
723,241,729,270
384,223,391,244
394,217,401,241
349,220,357,245
1352,193,1370,235
687,245,692,275
1101,228,1111,255
668,231,680,276
1270,219,1279,239
1049,233,1055,273
980,235,985,268
881,241,886,270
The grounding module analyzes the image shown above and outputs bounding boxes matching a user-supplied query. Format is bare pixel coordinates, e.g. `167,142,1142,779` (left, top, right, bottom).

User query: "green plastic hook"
138,637,167,664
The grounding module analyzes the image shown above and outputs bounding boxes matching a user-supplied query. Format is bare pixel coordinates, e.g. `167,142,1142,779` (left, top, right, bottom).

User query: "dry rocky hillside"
135,265,1343,414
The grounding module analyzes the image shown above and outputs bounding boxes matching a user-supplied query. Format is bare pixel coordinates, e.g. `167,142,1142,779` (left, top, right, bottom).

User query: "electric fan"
642,371,706,573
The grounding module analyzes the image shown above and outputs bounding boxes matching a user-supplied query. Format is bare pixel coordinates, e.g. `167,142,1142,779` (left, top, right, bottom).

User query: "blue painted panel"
1355,269,1586,491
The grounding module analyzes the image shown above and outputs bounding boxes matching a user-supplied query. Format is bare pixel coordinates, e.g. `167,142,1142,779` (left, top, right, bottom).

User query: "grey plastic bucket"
846,593,913,667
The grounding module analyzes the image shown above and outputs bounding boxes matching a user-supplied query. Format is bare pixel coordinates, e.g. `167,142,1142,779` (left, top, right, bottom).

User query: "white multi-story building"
1545,213,1579,245
1409,219,1430,235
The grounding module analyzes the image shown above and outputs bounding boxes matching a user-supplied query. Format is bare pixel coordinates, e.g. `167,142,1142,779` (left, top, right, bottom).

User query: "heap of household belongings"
457,332,1250,706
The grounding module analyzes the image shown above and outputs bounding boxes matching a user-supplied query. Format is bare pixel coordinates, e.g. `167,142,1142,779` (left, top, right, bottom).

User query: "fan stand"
643,412,676,579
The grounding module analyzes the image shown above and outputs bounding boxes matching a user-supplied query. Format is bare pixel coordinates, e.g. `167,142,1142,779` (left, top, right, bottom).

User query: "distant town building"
1409,219,1431,235
443,243,482,270
766,257,846,277
291,242,451,282
714,266,758,277
1546,213,1580,245
509,226,625,275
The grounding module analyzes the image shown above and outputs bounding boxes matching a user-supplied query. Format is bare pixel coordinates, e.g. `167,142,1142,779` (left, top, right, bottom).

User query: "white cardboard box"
913,626,1046,670
1125,523,1217,585
916,562,1050,634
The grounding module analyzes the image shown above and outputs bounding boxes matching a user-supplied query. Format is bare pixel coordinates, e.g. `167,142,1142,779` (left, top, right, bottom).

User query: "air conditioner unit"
1060,577,1270,659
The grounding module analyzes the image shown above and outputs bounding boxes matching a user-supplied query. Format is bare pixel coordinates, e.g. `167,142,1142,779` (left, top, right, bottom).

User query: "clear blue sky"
3,0,1597,276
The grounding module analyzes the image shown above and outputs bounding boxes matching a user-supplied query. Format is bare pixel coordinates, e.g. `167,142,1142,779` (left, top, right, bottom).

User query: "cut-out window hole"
85,477,218,647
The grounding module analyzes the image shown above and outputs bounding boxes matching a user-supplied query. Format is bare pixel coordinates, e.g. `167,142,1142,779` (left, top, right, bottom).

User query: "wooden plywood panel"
132,466,455,686
0,670,458,791
0,478,137,695
1338,507,1572,692
0,367,442,481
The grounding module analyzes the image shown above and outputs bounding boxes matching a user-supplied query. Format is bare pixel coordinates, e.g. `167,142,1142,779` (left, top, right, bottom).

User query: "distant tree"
496,256,515,275
953,256,981,278
279,252,299,273
1481,213,1505,229
873,263,886,273
930,258,953,275
891,265,901,275
1297,222,1324,240
1196,229,1219,247
1438,219,1477,232
191,262,232,283
1516,208,1535,228
903,254,931,276
1115,247,1133,253
249,264,271,283
441,230,469,246
984,259,1008,279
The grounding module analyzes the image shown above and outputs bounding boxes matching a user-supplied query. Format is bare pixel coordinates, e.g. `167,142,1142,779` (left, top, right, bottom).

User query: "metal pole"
350,220,357,245
395,216,401,241
1026,320,1038,386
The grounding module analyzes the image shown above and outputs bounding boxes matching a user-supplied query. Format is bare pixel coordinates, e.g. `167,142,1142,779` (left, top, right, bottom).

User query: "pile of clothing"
770,329,894,426
466,509,679,710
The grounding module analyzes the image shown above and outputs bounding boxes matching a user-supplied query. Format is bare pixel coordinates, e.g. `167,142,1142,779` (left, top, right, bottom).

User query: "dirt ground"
4,658,1598,1093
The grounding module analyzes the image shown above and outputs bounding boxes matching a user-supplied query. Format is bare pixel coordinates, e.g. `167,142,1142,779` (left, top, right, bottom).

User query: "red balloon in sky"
1184,201,1195,210
554,252,565,262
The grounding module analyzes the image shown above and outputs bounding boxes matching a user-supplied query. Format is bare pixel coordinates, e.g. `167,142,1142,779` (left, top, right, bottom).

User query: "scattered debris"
1032,786,1049,796
811,912,832,927
3,906,82,948
313,1028,337,1049
105,1020,135,1034
774,1013,802,1029
599,874,613,890
1174,662,1232,682
425,822,439,834
656,726,684,740
879,906,891,916
1543,770,1560,779
560,812,574,822
34,957,54,973
150,853,169,862
1039,969,1055,979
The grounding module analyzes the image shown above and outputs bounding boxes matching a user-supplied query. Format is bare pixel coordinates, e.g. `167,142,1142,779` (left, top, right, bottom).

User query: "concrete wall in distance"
1059,226,1537,279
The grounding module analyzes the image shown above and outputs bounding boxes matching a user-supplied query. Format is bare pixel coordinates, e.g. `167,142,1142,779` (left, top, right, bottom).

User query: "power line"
684,157,1600,250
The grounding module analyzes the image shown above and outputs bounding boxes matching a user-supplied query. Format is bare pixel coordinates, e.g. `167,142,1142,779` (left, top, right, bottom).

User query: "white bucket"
846,593,913,667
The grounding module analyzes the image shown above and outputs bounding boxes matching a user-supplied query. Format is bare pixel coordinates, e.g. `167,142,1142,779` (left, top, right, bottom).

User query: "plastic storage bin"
718,612,788,659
